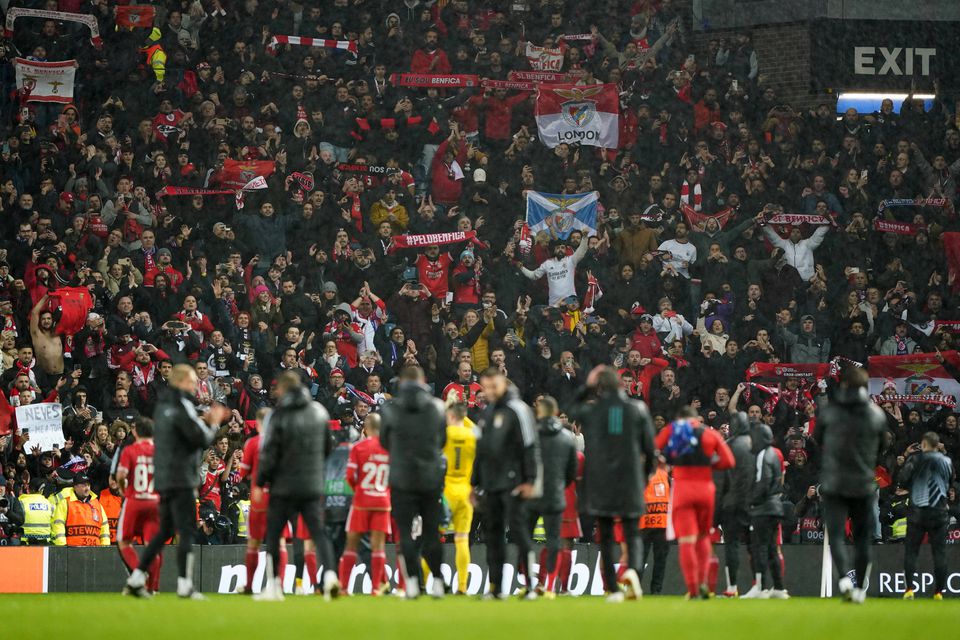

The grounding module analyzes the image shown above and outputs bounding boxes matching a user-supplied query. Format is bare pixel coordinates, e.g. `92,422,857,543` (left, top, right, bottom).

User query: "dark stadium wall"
4,545,960,597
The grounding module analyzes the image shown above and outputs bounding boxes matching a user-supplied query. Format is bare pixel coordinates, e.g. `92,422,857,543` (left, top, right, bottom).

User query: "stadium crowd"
0,0,960,556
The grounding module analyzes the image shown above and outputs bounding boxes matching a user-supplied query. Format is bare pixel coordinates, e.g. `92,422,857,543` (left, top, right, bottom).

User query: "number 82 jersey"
117,439,158,502
345,436,391,510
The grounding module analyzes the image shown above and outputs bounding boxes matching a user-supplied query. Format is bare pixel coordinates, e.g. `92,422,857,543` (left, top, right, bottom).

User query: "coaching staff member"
380,365,448,599
572,365,655,602
258,371,340,600
815,366,886,604
474,367,541,600
126,364,229,599
901,432,954,600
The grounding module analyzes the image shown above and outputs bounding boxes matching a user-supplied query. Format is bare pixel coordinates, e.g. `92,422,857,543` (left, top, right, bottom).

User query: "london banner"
534,83,619,148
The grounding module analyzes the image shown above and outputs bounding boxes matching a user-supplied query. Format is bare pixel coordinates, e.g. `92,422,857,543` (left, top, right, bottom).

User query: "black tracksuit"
718,411,754,591
749,423,785,591
473,386,540,595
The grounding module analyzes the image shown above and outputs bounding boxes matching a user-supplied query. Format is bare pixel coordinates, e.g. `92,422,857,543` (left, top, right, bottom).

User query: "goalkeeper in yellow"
443,397,477,594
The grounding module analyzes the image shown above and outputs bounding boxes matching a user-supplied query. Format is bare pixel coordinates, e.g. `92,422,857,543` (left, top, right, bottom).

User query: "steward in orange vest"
98,480,124,543
51,474,110,546
639,464,671,594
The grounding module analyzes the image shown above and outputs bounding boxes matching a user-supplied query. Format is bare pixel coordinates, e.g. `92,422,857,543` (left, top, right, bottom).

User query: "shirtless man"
30,295,64,376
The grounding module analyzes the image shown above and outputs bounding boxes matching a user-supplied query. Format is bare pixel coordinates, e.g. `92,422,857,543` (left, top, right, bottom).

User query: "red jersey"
117,439,158,502
442,381,482,408
200,459,225,510
345,436,390,510
239,435,262,486
415,253,454,299
654,421,735,483
563,450,585,519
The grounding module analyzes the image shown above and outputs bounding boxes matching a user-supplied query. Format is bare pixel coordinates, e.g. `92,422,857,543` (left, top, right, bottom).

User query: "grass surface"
2,594,956,640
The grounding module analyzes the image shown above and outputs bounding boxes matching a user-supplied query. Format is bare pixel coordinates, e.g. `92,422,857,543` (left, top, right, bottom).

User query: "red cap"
330,368,345,377
60,192,75,203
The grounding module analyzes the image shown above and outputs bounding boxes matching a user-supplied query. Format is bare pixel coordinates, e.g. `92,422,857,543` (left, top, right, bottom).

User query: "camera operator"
0,483,25,545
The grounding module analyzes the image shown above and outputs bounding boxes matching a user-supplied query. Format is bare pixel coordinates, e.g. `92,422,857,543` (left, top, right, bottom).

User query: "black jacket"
572,388,656,518
719,411,754,513
815,386,887,498
380,382,447,493
473,387,541,495
749,423,784,517
257,387,332,499
153,388,218,493
529,417,578,514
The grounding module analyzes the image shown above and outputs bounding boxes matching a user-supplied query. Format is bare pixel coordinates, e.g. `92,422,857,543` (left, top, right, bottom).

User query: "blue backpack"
663,419,700,461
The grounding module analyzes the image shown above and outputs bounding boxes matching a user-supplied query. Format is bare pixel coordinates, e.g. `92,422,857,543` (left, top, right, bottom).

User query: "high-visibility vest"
236,500,250,539
640,468,670,529
145,44,166,82
54,495,110,546
19,493,53,543
99,489,123,543
533,517,546,542
891,517,908,540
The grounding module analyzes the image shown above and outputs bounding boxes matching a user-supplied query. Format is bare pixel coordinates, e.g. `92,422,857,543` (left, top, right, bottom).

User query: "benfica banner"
525,42,564,71
535,83,619,148
390,73,478,88
867,351,960,405
210,159,275,190
871,393,957,409
14,59,77,104
767,213,835,226
681,204,734,231
156,186,234,199
509,70,572,83
387,231,487,254
526,190,598,240
4,8,101,47
115,5,156,28
873,219,925,235
746,362,834,383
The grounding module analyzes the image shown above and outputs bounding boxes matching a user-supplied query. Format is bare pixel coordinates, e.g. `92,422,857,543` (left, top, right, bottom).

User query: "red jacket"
410,48,452,74
693,99,721,133
630,328,662,360
468,92,530,141
430,139,467,205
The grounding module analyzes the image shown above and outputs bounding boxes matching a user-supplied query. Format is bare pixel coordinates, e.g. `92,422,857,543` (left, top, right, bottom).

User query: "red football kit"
345,436,391,534
116,439,159,543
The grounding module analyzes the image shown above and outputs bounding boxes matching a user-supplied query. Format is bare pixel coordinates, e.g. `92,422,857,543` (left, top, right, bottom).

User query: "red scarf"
680,180,702,212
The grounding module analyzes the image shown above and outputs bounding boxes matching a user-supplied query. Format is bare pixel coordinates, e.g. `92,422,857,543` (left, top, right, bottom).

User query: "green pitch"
2,594,956,640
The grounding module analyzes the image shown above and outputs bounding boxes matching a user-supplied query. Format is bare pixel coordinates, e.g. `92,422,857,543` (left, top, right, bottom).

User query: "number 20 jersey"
345,436,391,510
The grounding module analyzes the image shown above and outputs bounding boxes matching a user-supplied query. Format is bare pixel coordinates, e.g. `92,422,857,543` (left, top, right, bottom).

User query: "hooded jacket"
719,411,754,513
814,385,887,498
529,417,578,514
380,381,447,493
257,386,332,498
749,422,784,517
473,386,540,494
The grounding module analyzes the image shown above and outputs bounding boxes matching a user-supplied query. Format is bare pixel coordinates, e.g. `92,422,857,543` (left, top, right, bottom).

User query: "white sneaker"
430,578,446,599
254,577,285,602
740,584,765,599
620,569,643,600
851,588,866,604
521,590,538,601
322,570,341,601
605,591,625,604
768,589,790,600
838,576,854,602
127,568,147,589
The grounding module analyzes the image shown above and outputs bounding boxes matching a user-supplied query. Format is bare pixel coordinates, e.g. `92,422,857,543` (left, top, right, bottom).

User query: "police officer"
474,367,541,600
571,365,656,602
257,371,340,601
380,365,448,599
18,479,52,544
815,366,887,604
126,364,229,599
901,432,954,600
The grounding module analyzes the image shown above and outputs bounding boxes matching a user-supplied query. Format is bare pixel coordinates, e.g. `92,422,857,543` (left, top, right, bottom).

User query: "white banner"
534,83,619,148
14,59,77,104
16,402,63,451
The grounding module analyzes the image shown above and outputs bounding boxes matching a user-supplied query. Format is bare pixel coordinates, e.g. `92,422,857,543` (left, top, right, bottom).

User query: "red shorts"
346,507,391,534
248,492,291,541
561,517,582,540
117,499,159,543
670,482,715,539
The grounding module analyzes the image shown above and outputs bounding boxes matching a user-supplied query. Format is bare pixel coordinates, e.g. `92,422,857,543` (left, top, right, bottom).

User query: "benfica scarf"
4,8,102,47
518,223,533,255
934,320,960,333
387,231,487,254
873,219,925,235
878,197,948,213
583,272,603,314
352,115,441,141
337,163,400,176
268,36,357,56
679,180,701,211
156,186,234,199
234,176,269,210
680,204,732,230
871,393,957,409
767,213,835,226
481,79,536,91
390,73,479,88
291,172,314,191
508,70,572,83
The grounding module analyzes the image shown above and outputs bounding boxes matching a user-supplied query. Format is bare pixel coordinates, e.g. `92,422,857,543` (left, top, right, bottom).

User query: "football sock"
695,535,713,587
304,550,318,589
371,551,386,591
707,555,719,594
338,550,357,592
679,542,700,596
538,548,548,585
279,547,288,584
120,546,139,573
148,556,162,592
557,549,572,593
455,537,471,593
616,563,627,581
244,548,258,592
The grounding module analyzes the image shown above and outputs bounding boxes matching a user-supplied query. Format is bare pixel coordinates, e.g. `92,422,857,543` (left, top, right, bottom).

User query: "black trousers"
391,488,443,587
822,493,874,589
265,496,334,584
904,506,950,593
482,490,533,593
640,528,669,594
527,510,562,576
720,508,750,590
138,488,196,579
749,515,784,590
596,516,642,593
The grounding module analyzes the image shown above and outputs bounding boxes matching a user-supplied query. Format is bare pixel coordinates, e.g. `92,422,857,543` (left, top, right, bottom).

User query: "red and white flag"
525,42,564,71
210,159,275,190
867,351,960,406
234,176,269,210
268,36,357,56
583,272,603,313
535,83,619,148
14,59,77,104
116,5,156,28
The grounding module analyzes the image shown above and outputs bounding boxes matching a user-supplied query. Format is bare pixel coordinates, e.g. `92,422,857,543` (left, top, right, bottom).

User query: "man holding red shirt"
655,408,735,599
339,414,391,594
